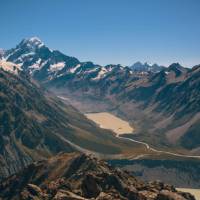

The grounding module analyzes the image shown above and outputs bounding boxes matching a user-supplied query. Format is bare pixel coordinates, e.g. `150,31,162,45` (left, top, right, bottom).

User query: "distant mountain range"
129,61,165,73
1,37,200,155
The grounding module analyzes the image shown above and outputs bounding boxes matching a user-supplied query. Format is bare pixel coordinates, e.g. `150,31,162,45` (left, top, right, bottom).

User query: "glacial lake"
85,112,134,135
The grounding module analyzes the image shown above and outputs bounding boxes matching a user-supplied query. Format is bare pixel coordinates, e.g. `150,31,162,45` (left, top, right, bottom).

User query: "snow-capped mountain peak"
3,38,133,82
19,36,44,49
4,37,50,68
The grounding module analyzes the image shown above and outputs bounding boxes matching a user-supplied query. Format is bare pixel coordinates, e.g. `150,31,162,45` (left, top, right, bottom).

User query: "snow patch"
29,59,42,70
49,62,65,72
84,67,99,74
26,37,44,48
70,64,81,73
0,60,21,74
21,52,35,59
92,67,108,80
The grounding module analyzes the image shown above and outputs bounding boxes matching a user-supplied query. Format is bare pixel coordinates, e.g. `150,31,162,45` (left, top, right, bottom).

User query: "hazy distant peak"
130,61,165,73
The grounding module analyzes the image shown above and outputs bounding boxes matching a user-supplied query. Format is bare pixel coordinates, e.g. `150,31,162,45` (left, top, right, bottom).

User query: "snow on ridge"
12,52,35,64
0,60,21,74
70,64,81,73
40,60,49,69
20,37,44,49
29,59,42,70
6,44,37,62
28,59,49,74
105,65,115,72
29,37,42,43
21,52,35,59
84,67,99,74
27,37,44,45
129,70,133,74
49,62,65,72
92,67,108,80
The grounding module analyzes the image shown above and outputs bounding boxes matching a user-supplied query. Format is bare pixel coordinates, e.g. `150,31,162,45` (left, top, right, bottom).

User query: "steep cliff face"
0,153,196,200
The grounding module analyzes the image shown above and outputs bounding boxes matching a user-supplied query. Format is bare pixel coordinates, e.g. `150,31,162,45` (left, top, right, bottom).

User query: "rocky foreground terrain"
0,153,196,200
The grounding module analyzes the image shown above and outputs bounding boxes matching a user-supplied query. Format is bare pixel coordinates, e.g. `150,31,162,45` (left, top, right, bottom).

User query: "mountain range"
1,37,200,194
1,37,199,155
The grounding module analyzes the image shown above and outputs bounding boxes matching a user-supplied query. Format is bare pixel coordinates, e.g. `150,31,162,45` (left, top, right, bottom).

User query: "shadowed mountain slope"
0,68,143,179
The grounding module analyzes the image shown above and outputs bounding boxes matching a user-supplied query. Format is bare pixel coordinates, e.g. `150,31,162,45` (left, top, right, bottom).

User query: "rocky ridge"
0,153,196,200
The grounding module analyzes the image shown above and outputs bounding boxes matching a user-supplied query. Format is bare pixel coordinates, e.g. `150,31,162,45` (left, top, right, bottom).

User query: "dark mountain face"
1,37,200,154
0,153,195,200
0,68,142,180
0,69,74,178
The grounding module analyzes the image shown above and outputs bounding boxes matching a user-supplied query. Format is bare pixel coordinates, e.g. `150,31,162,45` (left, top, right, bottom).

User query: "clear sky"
0,0,200,67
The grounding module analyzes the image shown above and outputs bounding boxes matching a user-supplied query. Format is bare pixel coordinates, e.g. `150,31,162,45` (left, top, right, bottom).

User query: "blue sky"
0,0,200,67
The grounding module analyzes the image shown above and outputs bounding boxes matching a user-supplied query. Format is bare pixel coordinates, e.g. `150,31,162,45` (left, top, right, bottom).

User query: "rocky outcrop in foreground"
0,153,196,200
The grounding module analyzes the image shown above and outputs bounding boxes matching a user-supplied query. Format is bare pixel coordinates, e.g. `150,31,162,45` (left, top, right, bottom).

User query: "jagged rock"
0,153,196,200
139,190,158,200
81,174,101,198
20,184,49,200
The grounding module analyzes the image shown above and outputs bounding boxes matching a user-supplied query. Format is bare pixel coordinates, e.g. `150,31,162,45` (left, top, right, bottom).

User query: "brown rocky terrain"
0,153,196,200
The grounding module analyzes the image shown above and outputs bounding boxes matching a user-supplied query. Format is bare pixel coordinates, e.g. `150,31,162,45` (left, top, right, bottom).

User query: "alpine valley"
1,37,200,199
2,37,200,154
